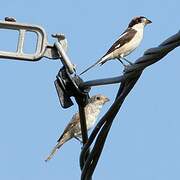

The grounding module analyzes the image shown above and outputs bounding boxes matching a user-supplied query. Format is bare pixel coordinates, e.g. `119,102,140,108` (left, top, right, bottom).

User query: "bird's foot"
74,136,83,143
117,58,130,69
117,58,126,67
122,57,134,65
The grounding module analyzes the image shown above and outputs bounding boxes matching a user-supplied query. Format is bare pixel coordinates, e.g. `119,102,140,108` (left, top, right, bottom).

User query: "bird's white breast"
122,24,144,57
85,104,102,130
111,24,144,59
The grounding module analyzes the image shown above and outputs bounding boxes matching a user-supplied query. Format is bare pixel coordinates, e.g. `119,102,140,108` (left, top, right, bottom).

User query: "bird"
80,16,152,75
45,94,109,161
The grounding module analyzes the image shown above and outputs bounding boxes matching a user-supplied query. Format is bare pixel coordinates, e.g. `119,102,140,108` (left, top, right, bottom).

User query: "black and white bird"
80,16,152,75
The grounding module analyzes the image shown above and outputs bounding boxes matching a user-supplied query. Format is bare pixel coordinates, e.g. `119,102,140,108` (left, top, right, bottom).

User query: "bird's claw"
122,57,134,65
74,136,83,143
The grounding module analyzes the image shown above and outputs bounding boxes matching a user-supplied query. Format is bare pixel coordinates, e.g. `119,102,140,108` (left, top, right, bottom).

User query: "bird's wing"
57,112,80,142
102,28,137,57
45,112,81,162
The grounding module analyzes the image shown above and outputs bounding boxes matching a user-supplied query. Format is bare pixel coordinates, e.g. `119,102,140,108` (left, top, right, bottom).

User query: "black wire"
81,77,141,180
75,94,90,170
79,73,142,170
84,78,141,180
80,75,125,88
81,82,126,179
79,31,180,180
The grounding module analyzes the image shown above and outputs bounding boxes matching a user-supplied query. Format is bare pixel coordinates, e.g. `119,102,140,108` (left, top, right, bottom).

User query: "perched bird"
45,94,109,161
80,16,152,75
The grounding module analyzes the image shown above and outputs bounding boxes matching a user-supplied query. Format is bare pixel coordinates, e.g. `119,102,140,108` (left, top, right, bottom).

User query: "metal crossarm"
0,20,59,61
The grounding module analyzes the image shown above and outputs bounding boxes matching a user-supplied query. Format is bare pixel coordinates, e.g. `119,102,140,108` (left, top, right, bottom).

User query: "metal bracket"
0,19,59,61
0,19,76,74
0,18,80,108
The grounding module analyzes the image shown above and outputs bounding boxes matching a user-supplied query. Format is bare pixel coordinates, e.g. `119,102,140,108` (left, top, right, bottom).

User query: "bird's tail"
79,57,106,75
45,133,71,162
45,142,63,162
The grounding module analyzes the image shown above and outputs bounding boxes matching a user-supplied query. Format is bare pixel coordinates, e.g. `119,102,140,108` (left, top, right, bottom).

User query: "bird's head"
89,94,109,105
128,16,152,28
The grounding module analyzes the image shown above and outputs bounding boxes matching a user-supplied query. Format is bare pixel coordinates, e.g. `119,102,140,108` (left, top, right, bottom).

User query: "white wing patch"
115,44,121,48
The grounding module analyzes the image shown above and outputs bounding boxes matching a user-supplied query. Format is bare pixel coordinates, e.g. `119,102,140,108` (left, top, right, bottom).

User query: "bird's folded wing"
57,112,80,142
102,28,137,57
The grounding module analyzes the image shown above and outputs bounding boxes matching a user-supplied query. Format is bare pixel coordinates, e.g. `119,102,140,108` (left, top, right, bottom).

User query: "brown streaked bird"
45,94,109,161
80,16,152,75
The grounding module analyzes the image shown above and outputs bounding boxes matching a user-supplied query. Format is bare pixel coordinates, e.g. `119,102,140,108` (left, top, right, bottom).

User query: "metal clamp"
54,67,90,108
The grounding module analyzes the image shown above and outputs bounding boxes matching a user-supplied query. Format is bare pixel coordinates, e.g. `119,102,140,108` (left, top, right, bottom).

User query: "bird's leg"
74,136,83,143
122,57,134,65
117,58,127,68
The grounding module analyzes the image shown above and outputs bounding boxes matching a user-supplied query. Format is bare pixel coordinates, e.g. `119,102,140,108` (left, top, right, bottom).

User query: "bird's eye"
96,96,101,100
141,18,146,22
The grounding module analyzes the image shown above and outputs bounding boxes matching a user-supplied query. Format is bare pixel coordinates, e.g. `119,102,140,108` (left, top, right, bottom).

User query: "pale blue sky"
0,0,180,180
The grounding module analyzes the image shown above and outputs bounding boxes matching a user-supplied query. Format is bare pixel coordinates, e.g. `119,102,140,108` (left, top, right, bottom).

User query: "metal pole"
75,95,92,180
55,42,75,74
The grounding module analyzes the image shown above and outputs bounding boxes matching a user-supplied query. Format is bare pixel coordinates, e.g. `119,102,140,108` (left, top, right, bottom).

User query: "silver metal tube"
55,42,75,74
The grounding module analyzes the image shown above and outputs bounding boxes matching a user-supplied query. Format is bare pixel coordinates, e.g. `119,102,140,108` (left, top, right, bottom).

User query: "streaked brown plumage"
45,94,109,161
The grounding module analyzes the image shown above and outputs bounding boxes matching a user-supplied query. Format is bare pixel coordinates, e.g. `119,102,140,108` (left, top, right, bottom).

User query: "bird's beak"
104,97,110,103
145,19,152,24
